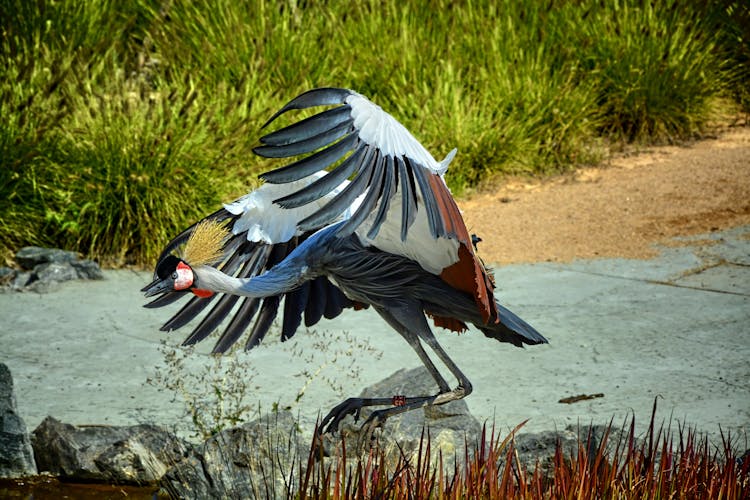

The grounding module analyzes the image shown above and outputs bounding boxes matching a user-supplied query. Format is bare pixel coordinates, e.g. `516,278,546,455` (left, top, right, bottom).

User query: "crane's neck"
190,222,344,299
193,263,310,298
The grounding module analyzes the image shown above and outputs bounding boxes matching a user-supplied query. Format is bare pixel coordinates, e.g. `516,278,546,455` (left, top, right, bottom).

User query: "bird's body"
143,87,547,437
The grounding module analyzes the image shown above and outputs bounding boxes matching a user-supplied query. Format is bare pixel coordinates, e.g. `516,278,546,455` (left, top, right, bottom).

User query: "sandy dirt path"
460,126,750,264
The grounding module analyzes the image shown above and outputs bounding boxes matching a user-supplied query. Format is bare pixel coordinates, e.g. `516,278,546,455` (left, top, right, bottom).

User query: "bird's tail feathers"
479,302,547,347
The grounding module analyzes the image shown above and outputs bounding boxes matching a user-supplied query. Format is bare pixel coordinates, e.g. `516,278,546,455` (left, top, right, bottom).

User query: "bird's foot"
312,394,436,457
319,397,366,436
312,397,374,459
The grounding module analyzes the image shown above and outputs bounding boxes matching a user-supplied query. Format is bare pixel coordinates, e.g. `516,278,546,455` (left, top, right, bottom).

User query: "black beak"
142,277,174,298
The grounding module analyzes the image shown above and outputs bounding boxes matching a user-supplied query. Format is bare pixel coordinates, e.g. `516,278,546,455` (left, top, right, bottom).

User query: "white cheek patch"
174,266,194,290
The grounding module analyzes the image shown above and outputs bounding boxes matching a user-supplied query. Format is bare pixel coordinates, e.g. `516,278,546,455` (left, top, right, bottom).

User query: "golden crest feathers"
182,220,230,266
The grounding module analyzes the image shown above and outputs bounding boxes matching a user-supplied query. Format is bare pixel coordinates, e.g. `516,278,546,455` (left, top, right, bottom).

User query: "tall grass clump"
52,73,258,265
709,1,750,112
0,1,261,264
0,0,147,262
0,0,114,261
0,48,71,258
569,0,729,142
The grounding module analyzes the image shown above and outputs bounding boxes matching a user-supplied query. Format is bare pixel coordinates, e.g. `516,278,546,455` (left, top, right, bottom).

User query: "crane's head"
141,254,213,298
142,220,230,299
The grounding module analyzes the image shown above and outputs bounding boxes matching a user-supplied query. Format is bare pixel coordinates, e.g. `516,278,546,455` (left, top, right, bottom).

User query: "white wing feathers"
224,172,363,244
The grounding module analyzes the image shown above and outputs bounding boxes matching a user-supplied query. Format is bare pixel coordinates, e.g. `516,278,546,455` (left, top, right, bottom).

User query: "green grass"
571,1,729,142
0,0,747,265
53,74,259,264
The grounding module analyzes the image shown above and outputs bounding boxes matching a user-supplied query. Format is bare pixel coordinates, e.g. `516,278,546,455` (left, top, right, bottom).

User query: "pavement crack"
704,376,749,391
561,268,750,297
644,279,750,297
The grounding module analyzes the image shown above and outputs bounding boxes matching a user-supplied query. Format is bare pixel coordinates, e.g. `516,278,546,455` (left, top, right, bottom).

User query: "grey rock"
0,267,15,286
23,279,58,294
11,271,33,290
31,417,189,484
15,247,78,270
0,363,37,478
34,262,79,283
499,424,630,478
161,410,304,499
72,260,104,280
327,366,482,472
4,249,104,293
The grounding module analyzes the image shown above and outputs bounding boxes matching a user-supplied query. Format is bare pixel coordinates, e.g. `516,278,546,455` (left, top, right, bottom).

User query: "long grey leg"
420,332,473,398
318,300,473,443
375,306,451,393
357,301,473,435
317,305,451,437
319,307,458,433
382,302,473,402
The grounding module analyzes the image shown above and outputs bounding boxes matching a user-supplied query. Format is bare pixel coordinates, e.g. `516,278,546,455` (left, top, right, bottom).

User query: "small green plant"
281,329,384,408
147,341,260,440
147,326,383,440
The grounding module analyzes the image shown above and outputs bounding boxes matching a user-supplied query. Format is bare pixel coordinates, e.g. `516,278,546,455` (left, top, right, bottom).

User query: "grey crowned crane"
143,87,547,438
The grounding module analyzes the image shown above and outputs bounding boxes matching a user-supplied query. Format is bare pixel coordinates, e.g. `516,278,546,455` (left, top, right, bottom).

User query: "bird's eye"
171,271,178,280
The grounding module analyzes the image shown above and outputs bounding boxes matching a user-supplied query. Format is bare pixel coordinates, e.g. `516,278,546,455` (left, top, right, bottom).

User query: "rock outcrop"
161,410,305,499
18,366,646,492
0,363,37,478
31,417,189,485
1,246,103,293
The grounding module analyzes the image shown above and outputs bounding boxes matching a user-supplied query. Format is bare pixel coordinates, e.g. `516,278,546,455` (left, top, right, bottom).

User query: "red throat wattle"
175,261,213,298
174,261,194,291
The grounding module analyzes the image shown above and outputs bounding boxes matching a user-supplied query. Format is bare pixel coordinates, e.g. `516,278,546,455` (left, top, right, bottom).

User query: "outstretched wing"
254,87,498,324
144,180,363,354
254,87,465,243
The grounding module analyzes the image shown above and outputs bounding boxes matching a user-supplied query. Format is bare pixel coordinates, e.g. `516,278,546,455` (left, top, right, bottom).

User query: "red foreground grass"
300,403,749,499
